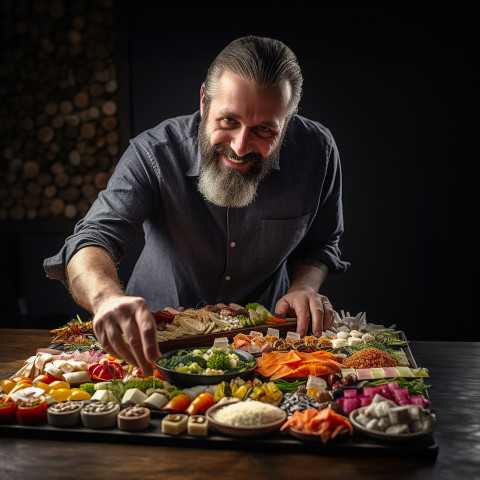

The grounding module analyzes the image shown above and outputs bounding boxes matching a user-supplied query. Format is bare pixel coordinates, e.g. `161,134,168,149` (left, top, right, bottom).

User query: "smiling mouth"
227,156,247,164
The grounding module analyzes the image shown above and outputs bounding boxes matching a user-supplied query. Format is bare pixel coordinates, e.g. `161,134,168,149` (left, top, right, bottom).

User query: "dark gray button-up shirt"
44,111,350,313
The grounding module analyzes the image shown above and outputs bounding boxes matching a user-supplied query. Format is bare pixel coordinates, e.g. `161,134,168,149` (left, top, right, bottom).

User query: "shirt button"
225,275,231,281
230,241,236,248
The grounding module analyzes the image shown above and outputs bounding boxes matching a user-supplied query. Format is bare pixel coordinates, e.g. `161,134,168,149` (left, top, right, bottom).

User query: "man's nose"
231,127,254,157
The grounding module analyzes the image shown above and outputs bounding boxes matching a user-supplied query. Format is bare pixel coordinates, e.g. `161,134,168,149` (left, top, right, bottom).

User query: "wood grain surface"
0,329,479,480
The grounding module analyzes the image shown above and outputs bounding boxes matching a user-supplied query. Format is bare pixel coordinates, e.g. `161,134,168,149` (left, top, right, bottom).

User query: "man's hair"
204,36,303,116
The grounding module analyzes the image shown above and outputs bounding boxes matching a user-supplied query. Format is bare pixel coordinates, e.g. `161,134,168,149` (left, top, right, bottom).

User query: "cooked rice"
213,401,284,427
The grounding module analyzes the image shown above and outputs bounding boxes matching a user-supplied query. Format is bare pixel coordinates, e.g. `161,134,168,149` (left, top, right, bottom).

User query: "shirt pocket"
255,213,310,270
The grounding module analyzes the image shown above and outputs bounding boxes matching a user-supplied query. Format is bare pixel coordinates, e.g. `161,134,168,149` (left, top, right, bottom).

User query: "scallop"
331,338,348,349
347,336,363,346
349,330,363,338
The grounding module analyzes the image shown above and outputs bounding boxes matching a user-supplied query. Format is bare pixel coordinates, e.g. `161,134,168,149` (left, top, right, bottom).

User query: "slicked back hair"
203,36,303,117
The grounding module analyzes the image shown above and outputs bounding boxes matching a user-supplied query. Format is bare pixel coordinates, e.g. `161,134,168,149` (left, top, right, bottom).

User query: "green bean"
273,379,306,392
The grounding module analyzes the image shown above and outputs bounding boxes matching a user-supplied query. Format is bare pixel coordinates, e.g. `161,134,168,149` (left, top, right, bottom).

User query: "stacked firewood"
0,0,122,222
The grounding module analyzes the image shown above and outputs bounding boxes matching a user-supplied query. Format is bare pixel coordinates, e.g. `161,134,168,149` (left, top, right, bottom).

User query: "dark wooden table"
0,328,478,480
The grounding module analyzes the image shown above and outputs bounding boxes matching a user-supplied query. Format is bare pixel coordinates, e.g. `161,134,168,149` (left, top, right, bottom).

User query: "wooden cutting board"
157,319,298,353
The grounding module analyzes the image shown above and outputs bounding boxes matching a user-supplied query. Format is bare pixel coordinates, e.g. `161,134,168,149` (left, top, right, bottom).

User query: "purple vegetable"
393,388,410,402
342,398,360,414
362,386,380,397
410,395,431,407
343,389,358,398
377,388,393,400
387,381,400,391
357,394,373,407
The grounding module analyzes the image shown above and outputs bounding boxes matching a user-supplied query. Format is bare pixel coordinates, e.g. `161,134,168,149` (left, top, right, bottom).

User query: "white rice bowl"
212,400,285,427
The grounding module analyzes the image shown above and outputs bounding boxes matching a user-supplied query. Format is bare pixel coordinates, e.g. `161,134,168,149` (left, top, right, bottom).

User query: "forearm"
288,259,329,293
66,246,124,314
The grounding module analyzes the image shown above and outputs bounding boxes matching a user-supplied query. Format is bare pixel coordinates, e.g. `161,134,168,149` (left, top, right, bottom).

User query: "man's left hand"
274,291,334,337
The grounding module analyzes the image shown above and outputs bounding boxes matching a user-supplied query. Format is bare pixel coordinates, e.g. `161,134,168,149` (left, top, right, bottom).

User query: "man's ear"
200,83,206,116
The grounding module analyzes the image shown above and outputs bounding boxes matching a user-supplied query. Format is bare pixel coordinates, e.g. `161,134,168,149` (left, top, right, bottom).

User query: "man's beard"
197,114,285,208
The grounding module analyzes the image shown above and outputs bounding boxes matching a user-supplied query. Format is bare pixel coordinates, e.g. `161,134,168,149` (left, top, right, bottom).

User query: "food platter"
0,307,438,458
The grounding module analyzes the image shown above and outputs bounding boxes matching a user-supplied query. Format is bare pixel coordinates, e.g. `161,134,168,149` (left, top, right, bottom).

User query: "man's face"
197,71,292,207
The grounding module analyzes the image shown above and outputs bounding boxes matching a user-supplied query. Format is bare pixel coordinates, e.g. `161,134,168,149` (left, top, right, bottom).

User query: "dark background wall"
2,1,478,341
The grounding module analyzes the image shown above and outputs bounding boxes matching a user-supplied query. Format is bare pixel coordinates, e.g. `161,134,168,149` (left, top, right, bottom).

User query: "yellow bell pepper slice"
49,381,70,390
1,379,17,395
8,382,31,395
35,382,52,394
48,388,71,402
68,389,91,401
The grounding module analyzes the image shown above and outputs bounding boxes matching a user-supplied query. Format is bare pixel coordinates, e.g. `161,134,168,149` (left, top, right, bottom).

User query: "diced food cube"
162,413,188,435
377,416,391,431
355,413,370,427
388,406,413,425
366,418,382,431
187,415,209,436
385,423,410,434
374,399,396,418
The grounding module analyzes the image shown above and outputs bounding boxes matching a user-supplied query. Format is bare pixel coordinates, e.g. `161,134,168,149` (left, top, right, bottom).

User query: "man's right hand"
92,294,161,377
66,247,161,376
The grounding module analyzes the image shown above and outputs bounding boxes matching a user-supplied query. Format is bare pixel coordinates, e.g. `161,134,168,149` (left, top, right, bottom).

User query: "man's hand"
274,290,334,337
92,295,161,377
67,247,161,376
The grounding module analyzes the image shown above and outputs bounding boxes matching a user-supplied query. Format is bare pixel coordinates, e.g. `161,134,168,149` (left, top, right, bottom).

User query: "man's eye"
222,117,235,124
255,125,274,137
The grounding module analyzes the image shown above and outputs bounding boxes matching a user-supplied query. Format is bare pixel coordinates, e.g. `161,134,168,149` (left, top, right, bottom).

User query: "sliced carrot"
331,425,347,439
320,430,332,444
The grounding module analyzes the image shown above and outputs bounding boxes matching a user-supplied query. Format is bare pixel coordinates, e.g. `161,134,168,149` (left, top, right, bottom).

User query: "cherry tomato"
186,392,215,415
33,373,58,385
163,394,191,412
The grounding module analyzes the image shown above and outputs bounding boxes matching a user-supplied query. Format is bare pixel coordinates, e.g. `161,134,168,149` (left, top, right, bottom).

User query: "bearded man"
44,36,349,374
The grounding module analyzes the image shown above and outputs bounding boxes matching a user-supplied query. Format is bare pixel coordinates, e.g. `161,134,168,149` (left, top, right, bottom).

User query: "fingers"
277,292,335,338
93,296,159,376
93,317,137,367
274,297,292,318
322,298,334,331
295,308,311,338
121,313,158,377
309,296,325,337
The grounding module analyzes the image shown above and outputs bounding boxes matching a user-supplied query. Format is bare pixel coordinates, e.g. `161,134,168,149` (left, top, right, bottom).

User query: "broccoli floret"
142,378,164,390
177,349,191,356
157,354,189,369
168,389,185,400
79,383,95,396
190,355,208,369
206,350,231,371
123,378,145,391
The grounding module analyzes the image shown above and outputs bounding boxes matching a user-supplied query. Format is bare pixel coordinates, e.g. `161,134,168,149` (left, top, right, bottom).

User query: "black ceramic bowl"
154,347,256,387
